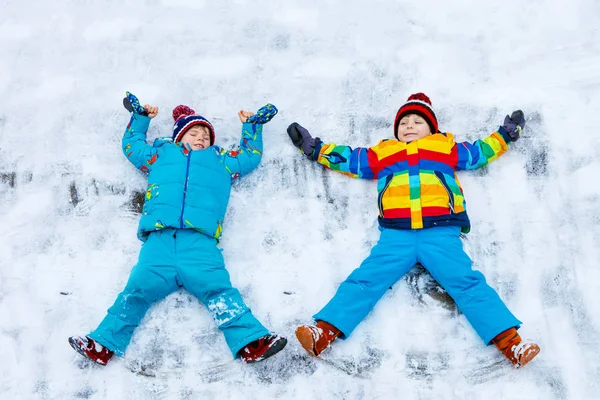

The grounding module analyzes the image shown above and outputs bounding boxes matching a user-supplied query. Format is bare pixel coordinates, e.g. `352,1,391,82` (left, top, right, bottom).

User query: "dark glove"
503,110,525,142
287,122,322,160
122,91,148,116
247,103,278,124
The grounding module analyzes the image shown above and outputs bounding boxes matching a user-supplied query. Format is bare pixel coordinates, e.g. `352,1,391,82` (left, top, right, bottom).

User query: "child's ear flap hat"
393,92,439,139
172,105,216,145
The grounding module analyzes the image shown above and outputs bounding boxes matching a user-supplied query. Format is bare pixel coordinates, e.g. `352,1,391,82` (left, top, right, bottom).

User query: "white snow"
1,0,600,399
207,297,245,325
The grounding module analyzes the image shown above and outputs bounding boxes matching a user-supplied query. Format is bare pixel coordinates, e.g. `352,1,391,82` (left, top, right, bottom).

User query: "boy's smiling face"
396,113,432,142
180,125,212,150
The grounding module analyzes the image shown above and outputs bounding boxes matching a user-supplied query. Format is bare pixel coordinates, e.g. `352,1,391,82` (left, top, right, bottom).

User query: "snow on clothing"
310,127,521,344
89,229,269,357
314,127,514,233
122,113,263,242
89,114,270,358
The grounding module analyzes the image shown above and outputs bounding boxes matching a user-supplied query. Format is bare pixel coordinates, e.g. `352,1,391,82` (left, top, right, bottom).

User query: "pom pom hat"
393,93,439,139
172,105,215,145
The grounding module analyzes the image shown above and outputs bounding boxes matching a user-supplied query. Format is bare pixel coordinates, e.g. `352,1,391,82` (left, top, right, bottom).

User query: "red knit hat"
393,93,439,139
172,105,215,145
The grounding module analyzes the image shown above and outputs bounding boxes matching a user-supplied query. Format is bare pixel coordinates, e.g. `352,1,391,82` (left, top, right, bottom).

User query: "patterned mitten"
122,91,148,116
247,103,278,124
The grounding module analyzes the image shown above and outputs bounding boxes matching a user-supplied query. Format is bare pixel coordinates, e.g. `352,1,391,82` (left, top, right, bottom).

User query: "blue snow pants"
88,228,269,358
314,226,522,344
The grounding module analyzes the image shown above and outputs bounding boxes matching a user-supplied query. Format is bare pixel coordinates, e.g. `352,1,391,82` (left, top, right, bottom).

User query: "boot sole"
517,344,541,368
295,326,319,357
68,337,89,358
243,336,288,364
68,336,110,366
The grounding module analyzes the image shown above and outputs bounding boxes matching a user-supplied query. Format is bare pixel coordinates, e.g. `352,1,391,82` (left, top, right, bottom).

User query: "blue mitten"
247,103,278,124
123,91,148,116
502,110,525,142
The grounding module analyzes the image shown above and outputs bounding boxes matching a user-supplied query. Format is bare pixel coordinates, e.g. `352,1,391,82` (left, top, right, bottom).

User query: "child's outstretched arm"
455,110,525,171
222,103,277,177
287,122,384,179
121,92,160,174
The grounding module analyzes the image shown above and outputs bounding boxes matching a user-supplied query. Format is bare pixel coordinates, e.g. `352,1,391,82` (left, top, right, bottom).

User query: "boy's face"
396,114,432,142
180,125,211,150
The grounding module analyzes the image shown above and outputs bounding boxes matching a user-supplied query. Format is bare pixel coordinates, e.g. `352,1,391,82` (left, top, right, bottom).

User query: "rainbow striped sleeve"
455,129,510,171
315,143,381,179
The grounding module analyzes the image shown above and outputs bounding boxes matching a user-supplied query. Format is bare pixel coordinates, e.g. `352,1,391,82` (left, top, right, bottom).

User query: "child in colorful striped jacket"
288,93,540,368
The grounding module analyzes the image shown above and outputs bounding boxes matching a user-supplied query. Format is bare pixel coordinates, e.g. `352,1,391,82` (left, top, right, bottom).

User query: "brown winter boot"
492,328,540,368
295,320,341,357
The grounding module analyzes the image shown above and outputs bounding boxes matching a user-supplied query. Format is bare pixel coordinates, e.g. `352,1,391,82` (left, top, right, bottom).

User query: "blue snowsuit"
89,114,269,358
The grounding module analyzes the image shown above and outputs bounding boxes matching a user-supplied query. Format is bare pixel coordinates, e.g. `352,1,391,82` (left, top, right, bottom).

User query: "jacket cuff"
129,113,152,130
310,138,323,161
241,122,262,138
497,126,512,144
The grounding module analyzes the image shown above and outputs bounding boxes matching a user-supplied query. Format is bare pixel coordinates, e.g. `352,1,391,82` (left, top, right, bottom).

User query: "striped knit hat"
393,93,439,139
172,105,215,145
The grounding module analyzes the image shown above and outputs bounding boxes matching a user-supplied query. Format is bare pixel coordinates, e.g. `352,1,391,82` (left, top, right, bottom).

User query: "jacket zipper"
179,149,193,228
378,175,393,218
434,171,455,213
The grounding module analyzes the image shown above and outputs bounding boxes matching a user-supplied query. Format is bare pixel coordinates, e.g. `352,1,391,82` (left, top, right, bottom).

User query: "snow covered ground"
1,0,600,398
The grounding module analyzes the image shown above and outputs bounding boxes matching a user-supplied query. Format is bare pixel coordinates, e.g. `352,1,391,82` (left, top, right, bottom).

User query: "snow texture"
1,0,600,399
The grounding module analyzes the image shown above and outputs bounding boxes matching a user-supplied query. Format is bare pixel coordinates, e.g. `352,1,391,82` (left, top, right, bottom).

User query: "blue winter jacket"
122,114,264,242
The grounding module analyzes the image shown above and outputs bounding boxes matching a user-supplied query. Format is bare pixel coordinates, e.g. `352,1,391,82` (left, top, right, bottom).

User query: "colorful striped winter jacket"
313,127,514,232
123,114,263,242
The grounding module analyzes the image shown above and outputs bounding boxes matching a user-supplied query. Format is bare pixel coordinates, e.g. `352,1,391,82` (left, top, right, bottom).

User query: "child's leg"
88,231,180,356
313,228,418,338
416,226,522,344
175,231,269,358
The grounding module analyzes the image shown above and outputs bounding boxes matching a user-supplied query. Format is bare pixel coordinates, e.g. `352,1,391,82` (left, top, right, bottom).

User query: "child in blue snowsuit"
69,93,286,366
288,93,540,368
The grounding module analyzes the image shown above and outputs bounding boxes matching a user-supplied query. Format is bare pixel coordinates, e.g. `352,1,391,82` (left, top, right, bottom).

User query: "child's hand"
503,110,525,142
144,105,159,119
247,103,278,124
238,110,254,123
